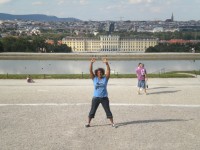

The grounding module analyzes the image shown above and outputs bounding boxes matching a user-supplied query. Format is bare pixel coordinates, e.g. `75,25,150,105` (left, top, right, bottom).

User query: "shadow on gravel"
115,119,188,128
148,90,181,95
148,87,171,90
89,124,111,128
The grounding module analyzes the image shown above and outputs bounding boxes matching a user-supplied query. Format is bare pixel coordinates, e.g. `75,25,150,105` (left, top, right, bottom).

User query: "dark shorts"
88,97,113,119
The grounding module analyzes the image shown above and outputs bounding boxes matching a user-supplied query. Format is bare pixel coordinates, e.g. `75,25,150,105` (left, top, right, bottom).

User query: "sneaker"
112,124,117,128
85,124,90,128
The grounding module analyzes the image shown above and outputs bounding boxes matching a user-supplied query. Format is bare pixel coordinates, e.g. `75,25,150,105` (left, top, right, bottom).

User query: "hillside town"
1,14,200,53
1,16,200,36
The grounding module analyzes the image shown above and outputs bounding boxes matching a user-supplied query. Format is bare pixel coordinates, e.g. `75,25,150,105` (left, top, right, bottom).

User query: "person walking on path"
136,63,148,95
85,58,115,128
136,62,142,87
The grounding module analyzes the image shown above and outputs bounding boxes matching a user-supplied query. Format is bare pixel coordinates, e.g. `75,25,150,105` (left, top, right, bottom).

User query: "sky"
0,0,200,21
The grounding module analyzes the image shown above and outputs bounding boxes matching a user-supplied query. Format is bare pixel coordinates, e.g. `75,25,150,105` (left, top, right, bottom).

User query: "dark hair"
94,68,105,76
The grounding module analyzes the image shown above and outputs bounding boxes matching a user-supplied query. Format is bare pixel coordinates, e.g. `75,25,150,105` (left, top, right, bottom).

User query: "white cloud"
55,0,88,5
57,0,65,5
32,1,44,6
150,6,162,13
164,0,175,5
128,0,153,4
0,0,12,4
79,0,88,5
105,5,126,10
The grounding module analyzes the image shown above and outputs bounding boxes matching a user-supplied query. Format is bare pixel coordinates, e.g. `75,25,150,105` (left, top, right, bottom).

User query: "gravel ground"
0,78,200,150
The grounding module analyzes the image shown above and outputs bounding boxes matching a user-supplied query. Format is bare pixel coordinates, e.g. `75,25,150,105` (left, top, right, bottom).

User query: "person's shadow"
115,118,189,128
148,87,171,90
148,90,181,95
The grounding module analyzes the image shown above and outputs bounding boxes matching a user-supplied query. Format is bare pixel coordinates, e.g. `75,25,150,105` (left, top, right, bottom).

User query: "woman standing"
85,58,115,128
136,63,148,95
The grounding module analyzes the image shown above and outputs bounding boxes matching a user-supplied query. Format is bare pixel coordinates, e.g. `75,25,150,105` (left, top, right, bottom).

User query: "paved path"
0,78,200,150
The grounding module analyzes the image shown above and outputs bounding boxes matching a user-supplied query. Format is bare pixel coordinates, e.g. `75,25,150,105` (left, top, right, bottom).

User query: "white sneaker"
112,124,117,128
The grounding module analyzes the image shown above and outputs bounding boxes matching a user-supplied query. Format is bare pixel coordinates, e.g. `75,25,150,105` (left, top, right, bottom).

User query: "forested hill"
0,13,81,22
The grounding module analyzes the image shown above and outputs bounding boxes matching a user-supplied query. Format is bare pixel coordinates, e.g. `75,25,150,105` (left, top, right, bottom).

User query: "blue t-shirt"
93,76,108,97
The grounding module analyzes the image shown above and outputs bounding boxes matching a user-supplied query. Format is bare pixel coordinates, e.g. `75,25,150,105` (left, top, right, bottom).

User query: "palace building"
62,35,158,52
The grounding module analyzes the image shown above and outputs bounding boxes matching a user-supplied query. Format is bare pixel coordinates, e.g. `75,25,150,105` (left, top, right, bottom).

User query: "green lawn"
0,71,198,79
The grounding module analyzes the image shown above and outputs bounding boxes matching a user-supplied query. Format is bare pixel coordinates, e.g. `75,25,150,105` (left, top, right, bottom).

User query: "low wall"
0,53,200,60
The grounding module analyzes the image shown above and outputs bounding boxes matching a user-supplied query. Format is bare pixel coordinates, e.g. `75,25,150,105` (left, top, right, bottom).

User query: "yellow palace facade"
62,35,158,52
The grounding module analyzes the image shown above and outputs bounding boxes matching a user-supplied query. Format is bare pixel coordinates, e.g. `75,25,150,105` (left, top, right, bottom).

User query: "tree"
14,38,34,52
32,36,47,52
0,40,4,52
1,37,17,52
1,37,35,52
53,44,72,53
0,36,72,53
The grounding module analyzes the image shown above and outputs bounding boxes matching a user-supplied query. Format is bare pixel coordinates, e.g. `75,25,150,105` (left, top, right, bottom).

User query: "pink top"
136,67,146,80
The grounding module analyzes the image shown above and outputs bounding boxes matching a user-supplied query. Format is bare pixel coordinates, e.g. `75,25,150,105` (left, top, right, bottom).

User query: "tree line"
0,36,71,53
146,43,200,53
1,32,200,53
102,31,200,40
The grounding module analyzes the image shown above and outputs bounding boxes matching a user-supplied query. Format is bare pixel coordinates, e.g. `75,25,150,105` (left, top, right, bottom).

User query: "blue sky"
0,0,199,21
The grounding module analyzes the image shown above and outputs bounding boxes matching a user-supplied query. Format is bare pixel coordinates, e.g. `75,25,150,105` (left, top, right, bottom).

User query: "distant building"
167,39,188,44
165,13,174,22
153,27,164,32
46,39,54,45
62,35,158,53
171,13,174,21
93,31,99,36
45,39,62,45
109,22,115,34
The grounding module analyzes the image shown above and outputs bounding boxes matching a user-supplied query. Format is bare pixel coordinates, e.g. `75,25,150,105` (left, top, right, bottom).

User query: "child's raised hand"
91,58,96,63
